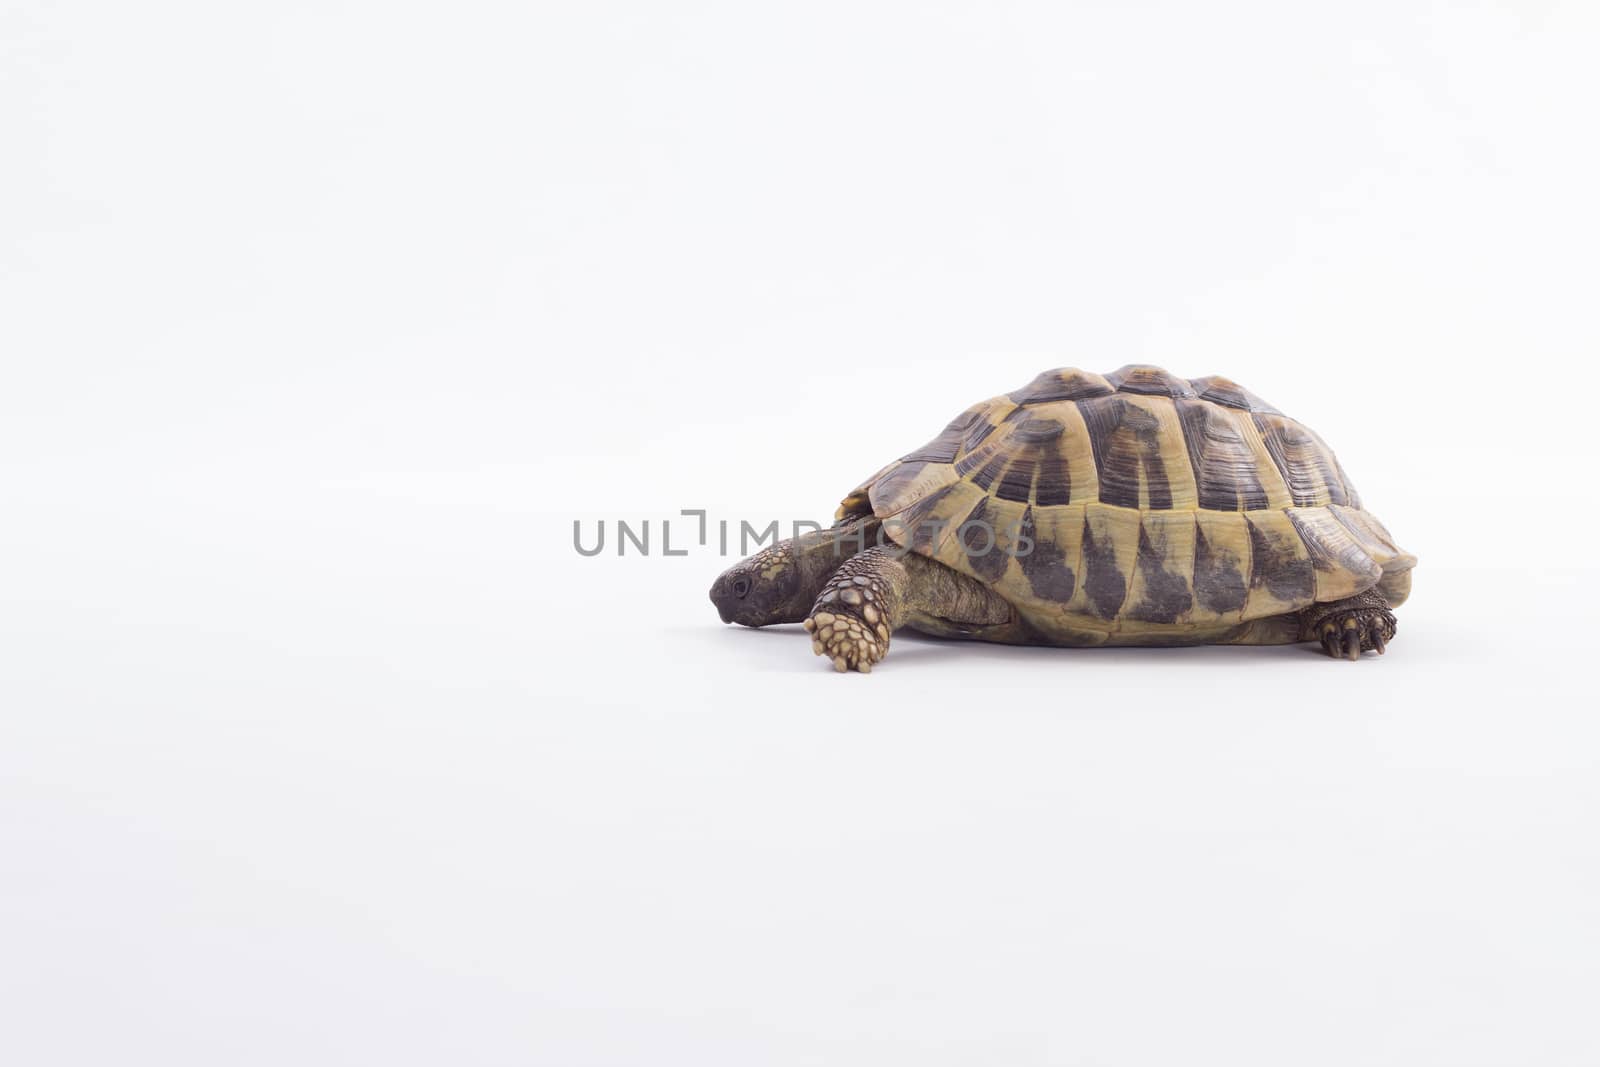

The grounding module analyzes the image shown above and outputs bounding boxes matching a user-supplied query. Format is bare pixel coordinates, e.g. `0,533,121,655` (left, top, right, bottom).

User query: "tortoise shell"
836,366,1415,641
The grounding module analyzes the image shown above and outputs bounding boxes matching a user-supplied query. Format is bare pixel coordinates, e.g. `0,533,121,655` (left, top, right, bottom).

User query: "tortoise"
709,365,1415,672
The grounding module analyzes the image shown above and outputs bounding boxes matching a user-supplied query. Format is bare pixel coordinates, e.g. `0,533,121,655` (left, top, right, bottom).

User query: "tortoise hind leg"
803,547,1011,673
1300,588,1397,661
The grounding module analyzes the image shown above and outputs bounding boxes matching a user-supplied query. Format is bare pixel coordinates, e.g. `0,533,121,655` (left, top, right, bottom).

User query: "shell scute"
1009,368,1113,404
1075,506,1140,621
1014,505,1077,603
1188,375,1282,415
1075,393,1199,511
1105,364,1199,398
1286,507,1384,602
1242,510,1316,614
1191,511,1252,620
1175,399,1288,511
1252,411,1356,508
1125,512,1197,624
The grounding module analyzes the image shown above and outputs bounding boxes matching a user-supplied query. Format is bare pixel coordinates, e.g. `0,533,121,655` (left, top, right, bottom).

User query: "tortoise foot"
803,560,897,673
1303,593,1396,661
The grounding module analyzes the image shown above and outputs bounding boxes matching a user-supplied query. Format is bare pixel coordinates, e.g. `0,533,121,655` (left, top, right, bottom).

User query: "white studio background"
4,2,1598,1065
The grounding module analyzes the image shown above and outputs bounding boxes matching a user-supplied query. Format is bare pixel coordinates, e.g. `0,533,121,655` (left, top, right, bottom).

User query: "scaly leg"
1300,588,1397,661
802,548,1012,673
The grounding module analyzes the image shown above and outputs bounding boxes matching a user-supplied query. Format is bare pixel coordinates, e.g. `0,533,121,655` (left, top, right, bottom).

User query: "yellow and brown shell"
836,366,1415,641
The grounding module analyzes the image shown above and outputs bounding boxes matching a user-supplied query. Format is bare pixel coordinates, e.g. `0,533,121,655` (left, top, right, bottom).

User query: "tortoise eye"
732,577,751,598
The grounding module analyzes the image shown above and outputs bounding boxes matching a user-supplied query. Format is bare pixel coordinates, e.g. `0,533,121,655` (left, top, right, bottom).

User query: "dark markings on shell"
1010,417,1065,444
996,456,1037,503
1287,509,1340,573
1015,507,1075,602
963,419,998,453
900,409,986,465
1010,369,1114,404
868,461,929,506
953,442,996,478
1175,399,1270,511
1245,514,1315,603
1330,454,1362,510
899,429,963,465
1106,365,1199,399
1253,413,1350,507
1081,514,1128,619
1193,523,1249,615
1034,448,1071,506
1077,395,1173,510
1189,375,1281,415
898,485,955,555
1287,509,1380,588
968,453,1008,492
1127,525,1194,623
959,498,1010,583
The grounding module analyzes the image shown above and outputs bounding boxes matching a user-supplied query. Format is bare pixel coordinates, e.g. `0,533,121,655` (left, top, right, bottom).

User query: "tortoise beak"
710,580,735,623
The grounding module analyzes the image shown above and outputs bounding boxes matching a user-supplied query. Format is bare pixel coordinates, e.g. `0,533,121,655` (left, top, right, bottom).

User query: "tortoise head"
709,539,812,627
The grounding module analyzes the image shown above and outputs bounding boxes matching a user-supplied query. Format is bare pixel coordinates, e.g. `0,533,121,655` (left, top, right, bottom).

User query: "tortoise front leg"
802,548,1011,673
1300,589,1397,660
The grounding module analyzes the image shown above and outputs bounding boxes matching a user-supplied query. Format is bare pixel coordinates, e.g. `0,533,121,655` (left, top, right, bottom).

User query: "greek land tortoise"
710,365,1415,672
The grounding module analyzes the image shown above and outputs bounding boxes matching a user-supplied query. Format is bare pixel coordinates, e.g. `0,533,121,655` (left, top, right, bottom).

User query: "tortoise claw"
1311,602,1397,660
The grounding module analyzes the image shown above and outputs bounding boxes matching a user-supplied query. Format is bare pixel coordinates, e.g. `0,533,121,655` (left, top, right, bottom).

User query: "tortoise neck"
790,514,883,612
